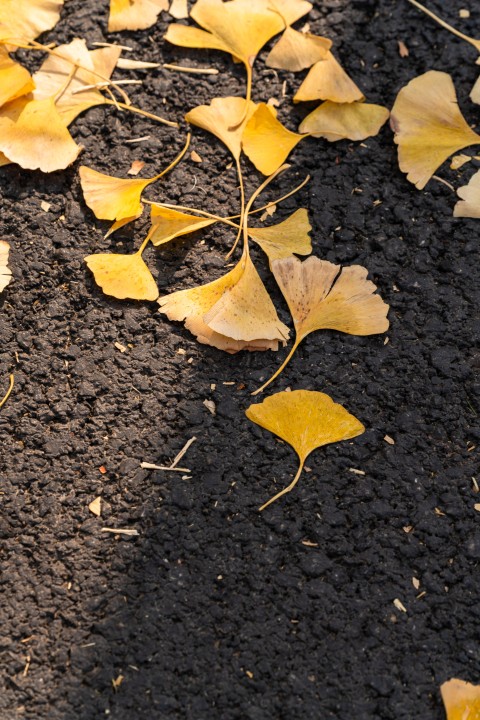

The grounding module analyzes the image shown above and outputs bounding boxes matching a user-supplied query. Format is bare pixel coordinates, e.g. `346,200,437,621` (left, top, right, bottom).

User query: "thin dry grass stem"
407,0,480,52
163,63,219,75
0,374,14,410
107,100,178,127
259,459,304,512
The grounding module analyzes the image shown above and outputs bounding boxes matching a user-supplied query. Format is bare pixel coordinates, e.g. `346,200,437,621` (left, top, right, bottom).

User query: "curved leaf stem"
251,337,300,396
152,132,191,181
0,374,14,410
225,156,245,259
105,100,178,127
242,164,291,259
259,458,305,512
407,0,480,51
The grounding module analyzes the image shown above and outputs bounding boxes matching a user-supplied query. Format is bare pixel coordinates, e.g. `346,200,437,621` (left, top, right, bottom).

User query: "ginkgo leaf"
0,96,81,172
169,0,188,19
266,26,332,72
294,52,365,104
246,390,365,510
0,152,12,166
185,96,256,160
0,49,35,108
0,240,12,293
248,208,312,262
104,210,144,239
165,0,312,100
0,0,63,44
32,38,121,126
108,0,169,32
242,104,306,175
253,255,389,394
454,169,480,218
440,679,480,720
470,76,480,106
159,248,290,353
85,251,159,301
390,70,480,190
79,165,159,224
148,205,216,246
299,101,390,142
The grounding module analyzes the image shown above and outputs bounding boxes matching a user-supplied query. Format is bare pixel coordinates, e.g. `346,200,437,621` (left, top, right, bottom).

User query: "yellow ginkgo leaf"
79,166,157,223
454,169,480,218
32,39,121,126
185,96,256,160
85,250,159,301
266,26,331,72
104,211,144,239
165,0,312,101
159,248,290,353
253,255,389,394
299,101,390,142
0,240,12,293
0,49,35,108
108,0,169,32
248,208,312,263
246,390,365,510
0,96,81,172
440,679,480,720
242,103,306,175
0,0,63,44
294,52,365,104
0,152,11,166
390,70,480,190
148,205,216,246
470,76,480,106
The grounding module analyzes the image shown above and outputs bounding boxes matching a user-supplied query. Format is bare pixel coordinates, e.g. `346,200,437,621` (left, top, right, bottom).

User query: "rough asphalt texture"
1,0,479,718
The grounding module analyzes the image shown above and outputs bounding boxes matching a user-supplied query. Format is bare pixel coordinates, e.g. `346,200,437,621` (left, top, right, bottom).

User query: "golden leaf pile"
2,0,395,513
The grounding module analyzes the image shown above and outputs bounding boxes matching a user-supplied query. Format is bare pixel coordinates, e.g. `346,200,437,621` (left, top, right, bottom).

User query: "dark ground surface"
1,0,480,718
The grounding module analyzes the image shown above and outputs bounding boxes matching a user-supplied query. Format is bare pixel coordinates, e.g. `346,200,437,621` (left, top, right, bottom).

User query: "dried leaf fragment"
441,679,480,720
450,153,471,170
266,27,331,72
299,101,389,142
159,249,289,353
128,160,145,176
85,251,159,301
254,256,389,393
0,240,12,293
246,390,365,510
108,0,169,32
185,96,256,160
148,205,216,246
169,0,188,19
390,71,480,190
0,97,81,172
294,52,365,104
0,0,64,44
89,497,102,516
454,170,480,218
248,208,312,263
0,49,35,108
242,104,306,175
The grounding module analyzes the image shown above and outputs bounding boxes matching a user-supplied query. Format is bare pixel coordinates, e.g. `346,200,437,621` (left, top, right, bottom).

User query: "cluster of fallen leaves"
391,0,480,218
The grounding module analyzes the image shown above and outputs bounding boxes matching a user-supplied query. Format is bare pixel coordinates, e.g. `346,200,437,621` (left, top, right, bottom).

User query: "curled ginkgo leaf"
32,39,121,126
148,205,216,246
85,249,159,302
266,27,331,72
0,49,35,108
159,247,290,353
0,0,63,44
165,0,312,102
0,96,81,172
294,52,365,104
185,96,256,160
454,169,480,218
248,208,312,263
108,0,169,32
242,104,306,175
253,255,389,394
390,70,480,190
0,240,12,293
299,101,390,142
440,678,480,720
246,390,365,511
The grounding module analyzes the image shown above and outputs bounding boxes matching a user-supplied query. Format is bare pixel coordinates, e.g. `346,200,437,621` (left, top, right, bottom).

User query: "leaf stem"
0,374,14,410
105,100,178,127
259,458,305,512
407,0,480,51
251,337,300,396
137,235,151,255
152,132,191,181
243,164,291,257
225,156,246,259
